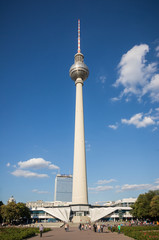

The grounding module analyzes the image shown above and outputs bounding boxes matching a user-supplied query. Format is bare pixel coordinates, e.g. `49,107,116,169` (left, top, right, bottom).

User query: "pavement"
28,226,134,240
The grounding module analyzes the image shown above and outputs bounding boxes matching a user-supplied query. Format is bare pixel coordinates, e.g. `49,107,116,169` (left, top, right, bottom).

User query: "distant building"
7,196,16,204
103,198,136,207
54,174,72,202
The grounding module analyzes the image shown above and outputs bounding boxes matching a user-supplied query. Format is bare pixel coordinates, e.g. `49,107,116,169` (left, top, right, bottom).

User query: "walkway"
29,227,134,240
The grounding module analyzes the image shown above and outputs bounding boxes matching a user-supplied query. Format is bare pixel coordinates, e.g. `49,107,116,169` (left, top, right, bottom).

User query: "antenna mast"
78,19,80,53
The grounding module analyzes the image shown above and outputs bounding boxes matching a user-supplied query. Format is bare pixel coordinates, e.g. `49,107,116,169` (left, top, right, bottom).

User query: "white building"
7,196,16,204
26,197,137,223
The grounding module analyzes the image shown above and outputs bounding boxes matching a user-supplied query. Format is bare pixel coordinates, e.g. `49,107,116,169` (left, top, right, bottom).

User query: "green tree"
1,202,18,223
150,195,159,219
1,202,30,224
131,190,159,220
0,201,4,223
16,202,30,222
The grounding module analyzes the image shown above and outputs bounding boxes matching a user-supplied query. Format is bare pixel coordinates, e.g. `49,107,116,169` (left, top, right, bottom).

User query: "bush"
108,225,159,240
0,227,51,240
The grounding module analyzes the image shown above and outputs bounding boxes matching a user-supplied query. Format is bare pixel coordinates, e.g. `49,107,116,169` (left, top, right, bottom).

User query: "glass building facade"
54,174,72,202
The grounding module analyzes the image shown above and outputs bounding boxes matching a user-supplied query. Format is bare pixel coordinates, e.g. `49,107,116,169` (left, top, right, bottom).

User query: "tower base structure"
27,202,134,223
70,204,91,223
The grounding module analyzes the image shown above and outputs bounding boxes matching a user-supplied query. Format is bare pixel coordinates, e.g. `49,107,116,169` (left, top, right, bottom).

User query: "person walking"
100,224,103,232
39,224,44,238
64,223,68,232
118,224,121,234
93,223,97,232
97,224,100,233
79,223,81,230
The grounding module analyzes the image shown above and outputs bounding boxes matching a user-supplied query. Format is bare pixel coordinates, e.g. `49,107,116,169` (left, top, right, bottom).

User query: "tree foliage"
0,201,4,223
131,190,159,220
0,202,31,224
150,195,159,218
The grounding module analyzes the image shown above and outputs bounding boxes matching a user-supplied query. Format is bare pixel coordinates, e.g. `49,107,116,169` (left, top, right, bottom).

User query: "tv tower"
69,20,89,205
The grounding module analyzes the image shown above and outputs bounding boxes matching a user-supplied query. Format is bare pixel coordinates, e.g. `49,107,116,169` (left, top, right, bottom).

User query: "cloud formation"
108,124,118,130
32,189,49,194
113,44,159,102
99,75,106,84
89,185,113,192
116,180,159,192
121,113,155,128
155,178,159,184
11,169,49,178
119,184,152,192
156,46,159,57
109,109,159,130
18,158,59,170
85,141,91,152
96,179,117,185
6,163,10,167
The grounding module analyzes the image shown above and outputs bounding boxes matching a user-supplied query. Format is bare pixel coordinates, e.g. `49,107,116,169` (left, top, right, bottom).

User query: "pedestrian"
39,224,44,238
67,223,69,231
93,223,97,232
118,224,121,234
79,223,81,230
64,223,68,231
97,224,100,233
100,224,103,232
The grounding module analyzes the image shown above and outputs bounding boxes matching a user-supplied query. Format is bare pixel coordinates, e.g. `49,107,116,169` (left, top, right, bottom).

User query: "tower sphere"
69,53,89,82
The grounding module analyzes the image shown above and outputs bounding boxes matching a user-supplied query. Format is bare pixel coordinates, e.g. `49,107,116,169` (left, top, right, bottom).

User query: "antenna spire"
78,19,80,53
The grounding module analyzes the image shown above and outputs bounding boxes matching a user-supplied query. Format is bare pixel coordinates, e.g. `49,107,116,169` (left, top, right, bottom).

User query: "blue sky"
1,0,159,205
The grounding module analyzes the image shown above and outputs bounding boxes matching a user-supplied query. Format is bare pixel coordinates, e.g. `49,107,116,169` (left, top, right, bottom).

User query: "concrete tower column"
72,77,88,204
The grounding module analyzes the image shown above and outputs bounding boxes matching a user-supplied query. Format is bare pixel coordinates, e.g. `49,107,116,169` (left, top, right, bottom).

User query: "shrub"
108,226,159,240
0,227,51,240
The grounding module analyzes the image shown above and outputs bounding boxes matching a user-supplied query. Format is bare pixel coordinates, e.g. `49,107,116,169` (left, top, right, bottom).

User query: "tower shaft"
69,20,89,206
72,78,88,204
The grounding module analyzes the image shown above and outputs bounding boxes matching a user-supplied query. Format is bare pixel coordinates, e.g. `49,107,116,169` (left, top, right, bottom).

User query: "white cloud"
152,127,158,132
32,189,49,194
150,185,159,190
155,178,159,184
6,162,10,167
113,44,159,102
108,124,118,130
99,75,106,84
143,74,159,102
119,184,152,192
48,164,60,170
18,158,59,170
111,97,121,102
89,185,113,192
121,112,155,128
85,141,91,152
156,46,159,57
97,179,116,185
11,169,49,178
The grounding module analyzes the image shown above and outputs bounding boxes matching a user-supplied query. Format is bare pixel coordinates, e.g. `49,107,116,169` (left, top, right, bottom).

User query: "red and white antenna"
78,19,80,53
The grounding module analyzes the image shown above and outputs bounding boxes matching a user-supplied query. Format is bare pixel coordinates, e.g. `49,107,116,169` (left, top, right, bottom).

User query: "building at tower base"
26,198,137,223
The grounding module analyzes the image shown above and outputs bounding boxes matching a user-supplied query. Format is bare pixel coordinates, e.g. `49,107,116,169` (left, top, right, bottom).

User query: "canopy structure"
41,207,70,223
34,205,132,223
89,206,132,222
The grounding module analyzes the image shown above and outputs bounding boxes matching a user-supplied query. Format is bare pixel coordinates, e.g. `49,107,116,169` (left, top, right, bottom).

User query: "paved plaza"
29,226,134,240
